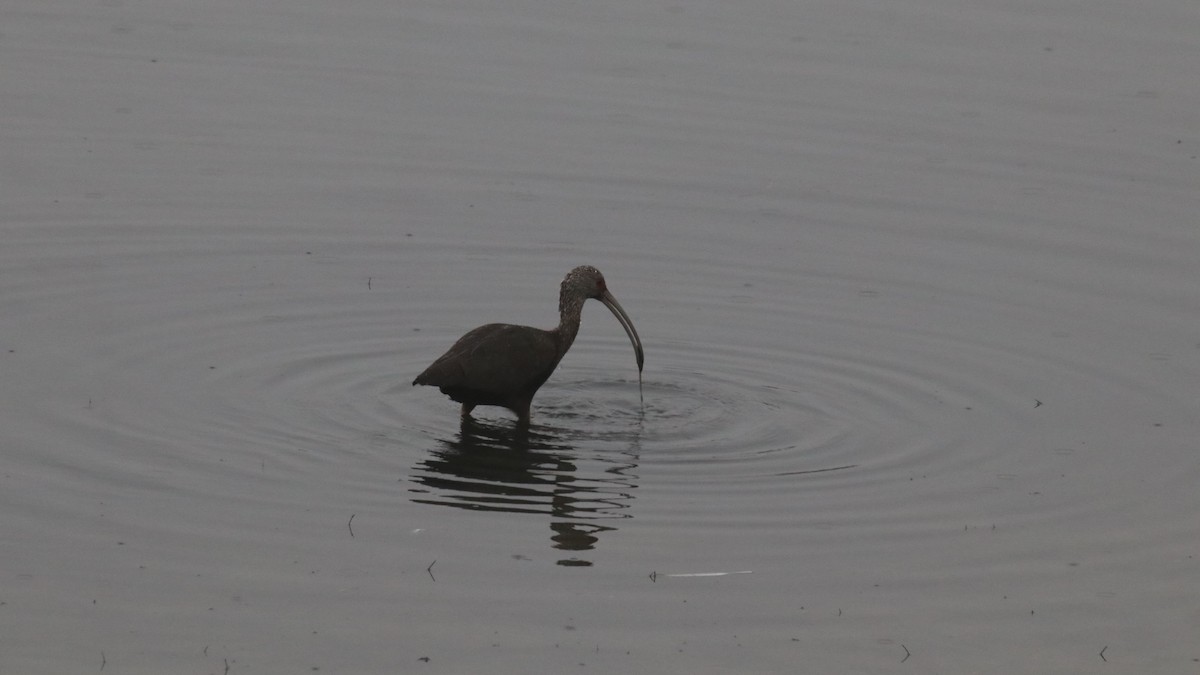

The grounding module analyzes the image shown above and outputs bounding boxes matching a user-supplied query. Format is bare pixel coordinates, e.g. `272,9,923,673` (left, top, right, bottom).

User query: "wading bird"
413,266,644,424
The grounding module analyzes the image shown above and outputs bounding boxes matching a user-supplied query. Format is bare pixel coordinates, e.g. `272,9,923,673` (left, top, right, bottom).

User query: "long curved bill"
599,290,644,373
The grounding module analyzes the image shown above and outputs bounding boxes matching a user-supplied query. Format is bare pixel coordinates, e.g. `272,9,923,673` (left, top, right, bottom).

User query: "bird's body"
413,322,564,422
413,266,643,424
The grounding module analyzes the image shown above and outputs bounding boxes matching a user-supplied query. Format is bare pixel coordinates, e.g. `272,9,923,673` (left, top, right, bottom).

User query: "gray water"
3,0,1198,672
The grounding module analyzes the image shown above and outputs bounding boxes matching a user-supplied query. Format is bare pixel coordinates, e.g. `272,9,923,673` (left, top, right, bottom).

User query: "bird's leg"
460,402,476,418
501,396,530,422
510,398,532,426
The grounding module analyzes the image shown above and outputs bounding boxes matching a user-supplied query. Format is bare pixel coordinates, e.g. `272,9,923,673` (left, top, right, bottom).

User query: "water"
3,0,1199,672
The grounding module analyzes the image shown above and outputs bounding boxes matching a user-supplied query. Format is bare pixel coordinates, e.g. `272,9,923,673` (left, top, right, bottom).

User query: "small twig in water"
100,651,106,671
427,560,437,581
224,657,231,674
347,514,355,538
901,644,911,663
1099,645,1108,662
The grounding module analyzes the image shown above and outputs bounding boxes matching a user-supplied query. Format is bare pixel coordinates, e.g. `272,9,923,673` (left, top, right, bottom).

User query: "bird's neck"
554,294,586,358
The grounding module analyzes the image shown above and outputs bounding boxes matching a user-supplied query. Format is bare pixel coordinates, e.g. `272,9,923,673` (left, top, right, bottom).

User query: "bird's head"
560,265,644,372
563,265,607,299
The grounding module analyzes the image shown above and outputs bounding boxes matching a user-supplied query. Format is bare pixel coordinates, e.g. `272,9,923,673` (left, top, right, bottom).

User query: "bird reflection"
409,415,640,566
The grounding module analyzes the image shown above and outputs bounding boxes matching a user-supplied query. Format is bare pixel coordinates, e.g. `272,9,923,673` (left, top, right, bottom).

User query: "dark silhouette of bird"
414,266,644,424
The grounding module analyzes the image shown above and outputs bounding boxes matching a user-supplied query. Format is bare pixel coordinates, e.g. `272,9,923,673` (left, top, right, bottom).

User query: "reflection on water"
409,417,640,566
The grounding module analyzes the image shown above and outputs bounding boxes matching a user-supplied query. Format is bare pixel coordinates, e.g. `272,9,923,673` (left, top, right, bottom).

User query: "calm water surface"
3,0,1198,672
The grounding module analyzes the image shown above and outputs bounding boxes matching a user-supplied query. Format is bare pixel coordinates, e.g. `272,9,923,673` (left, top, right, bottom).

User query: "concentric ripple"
6,218,1199,669
14,229,1185,544
4,222,1196,619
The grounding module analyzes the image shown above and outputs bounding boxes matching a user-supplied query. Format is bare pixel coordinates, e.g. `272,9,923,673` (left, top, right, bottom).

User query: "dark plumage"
413,266,644,424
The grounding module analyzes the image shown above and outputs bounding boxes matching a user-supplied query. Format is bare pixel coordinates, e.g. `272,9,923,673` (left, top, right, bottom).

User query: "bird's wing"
414,324,557,394
458,325,558,394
